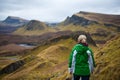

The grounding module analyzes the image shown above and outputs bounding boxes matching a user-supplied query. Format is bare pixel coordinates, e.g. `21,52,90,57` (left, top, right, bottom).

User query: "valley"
0,11,120,80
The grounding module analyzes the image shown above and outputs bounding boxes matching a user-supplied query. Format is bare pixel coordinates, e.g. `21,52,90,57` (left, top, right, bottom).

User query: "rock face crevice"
0,60,25,74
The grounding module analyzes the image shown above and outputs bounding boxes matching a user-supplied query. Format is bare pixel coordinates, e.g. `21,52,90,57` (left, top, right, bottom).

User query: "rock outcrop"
64,15,98,26
62,11,120,27
0,60,25,74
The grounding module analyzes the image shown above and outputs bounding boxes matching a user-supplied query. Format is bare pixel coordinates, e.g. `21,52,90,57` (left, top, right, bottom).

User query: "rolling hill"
13,20,57,35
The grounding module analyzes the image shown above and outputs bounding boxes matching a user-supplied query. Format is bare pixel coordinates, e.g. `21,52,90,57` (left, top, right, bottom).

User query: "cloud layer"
0,0,120,22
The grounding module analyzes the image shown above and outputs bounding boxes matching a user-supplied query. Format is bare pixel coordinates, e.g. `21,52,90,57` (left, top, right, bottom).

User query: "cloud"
0,0,120,22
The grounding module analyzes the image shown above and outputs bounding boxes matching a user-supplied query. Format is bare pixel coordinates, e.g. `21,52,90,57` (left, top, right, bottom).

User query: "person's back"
68,35,95,80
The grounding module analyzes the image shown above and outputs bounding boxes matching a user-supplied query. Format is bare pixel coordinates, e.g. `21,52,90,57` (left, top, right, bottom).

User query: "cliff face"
62,11,120,28
64,15,98,26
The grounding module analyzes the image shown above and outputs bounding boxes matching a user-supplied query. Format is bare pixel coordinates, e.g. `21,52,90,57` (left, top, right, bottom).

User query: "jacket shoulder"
72,44,87,52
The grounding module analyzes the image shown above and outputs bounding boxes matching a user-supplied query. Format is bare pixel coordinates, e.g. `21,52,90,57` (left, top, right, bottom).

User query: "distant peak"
7,16,21,19
6,16,28,21
7,16,19,18
3,16,29,24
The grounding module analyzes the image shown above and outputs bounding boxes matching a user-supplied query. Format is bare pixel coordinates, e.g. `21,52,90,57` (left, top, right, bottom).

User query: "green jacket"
68,43,95,76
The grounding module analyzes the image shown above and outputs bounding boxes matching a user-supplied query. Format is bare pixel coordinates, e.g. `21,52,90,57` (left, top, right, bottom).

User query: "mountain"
0,16,29,33
13,11,120,37
14,20,57,35
2,16,28,26
58,11,120,46
62,11,120,26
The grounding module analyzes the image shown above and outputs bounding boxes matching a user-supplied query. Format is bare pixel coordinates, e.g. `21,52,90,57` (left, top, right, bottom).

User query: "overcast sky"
0,0,120,22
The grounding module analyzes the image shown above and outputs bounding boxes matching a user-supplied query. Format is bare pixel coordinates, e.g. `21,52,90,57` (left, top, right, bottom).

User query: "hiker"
68,35,95,80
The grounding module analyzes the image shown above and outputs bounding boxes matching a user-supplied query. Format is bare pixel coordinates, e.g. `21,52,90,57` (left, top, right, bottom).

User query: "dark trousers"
73,74,90,80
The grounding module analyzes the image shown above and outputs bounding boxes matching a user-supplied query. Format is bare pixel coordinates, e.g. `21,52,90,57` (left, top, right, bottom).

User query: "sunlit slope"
1,38,75,80
91,35,120,80
1,37,97,80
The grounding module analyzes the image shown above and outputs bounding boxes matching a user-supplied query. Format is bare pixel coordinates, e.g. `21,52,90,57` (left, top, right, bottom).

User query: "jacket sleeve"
87,48,96,73
68,45,78,68
68,51,73,73
89,48,96,67
68,52,73,68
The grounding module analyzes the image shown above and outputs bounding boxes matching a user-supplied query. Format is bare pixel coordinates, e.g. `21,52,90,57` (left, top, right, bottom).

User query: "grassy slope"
58,23,118,42
91,35,120,80
1,38,75,79
13,27,57,36
58,23,117,32
1,38,97,80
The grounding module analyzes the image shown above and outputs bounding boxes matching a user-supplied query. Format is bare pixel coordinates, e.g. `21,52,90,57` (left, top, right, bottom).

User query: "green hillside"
1,31,120,80
0,37,97,80
0,38,74,79
91,35,120,80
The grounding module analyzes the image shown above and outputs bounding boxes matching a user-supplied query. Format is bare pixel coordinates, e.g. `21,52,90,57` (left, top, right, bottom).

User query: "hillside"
14,20,57,35
1,33,119,80
91,35,120,80
0,31,97,80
